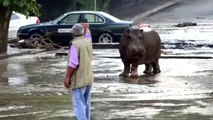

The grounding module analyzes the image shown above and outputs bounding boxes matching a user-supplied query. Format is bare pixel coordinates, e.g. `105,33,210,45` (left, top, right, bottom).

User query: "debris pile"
9,32,62,51
174,22,197,27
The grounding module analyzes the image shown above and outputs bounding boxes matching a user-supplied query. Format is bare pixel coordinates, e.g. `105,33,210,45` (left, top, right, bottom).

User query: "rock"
174,22,197,27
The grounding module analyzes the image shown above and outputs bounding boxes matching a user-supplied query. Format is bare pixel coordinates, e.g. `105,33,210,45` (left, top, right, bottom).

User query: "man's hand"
82,23,90,34
64,66,75,88
64,78,71,88
82,23,89,29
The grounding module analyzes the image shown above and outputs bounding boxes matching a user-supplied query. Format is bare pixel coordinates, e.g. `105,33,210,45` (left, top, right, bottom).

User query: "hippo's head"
124,27,146,59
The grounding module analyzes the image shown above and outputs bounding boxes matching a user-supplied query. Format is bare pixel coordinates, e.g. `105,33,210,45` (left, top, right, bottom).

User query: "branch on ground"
10,32,63,51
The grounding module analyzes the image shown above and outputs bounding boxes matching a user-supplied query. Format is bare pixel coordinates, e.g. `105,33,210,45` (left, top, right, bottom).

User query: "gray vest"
70,36,94,89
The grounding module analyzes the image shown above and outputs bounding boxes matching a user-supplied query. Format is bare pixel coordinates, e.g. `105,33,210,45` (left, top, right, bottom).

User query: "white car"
8,12,40,39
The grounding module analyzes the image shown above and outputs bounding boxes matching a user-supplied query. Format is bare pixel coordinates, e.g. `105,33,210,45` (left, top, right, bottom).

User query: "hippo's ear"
124,28,130,36
138,29,144,39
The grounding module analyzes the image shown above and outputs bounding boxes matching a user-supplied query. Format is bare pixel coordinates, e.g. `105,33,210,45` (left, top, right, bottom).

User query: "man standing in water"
64,23,94,120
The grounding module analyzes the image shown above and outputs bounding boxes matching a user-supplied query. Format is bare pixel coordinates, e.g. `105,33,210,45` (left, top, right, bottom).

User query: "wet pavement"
92,49,213,120
0,45,213,120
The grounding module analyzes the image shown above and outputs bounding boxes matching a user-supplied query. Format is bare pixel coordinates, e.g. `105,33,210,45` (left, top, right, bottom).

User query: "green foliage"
98,0,111,11
0,0,40,16
37,0,74,22
37,0,112,22
80,0,111,11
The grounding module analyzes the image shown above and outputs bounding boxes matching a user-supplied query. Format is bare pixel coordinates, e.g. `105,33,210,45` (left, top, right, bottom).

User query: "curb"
93,43,119,49
95,55,213,59
133,0,180,24
0,49,46,60
160,55,213,59
0,51,31,60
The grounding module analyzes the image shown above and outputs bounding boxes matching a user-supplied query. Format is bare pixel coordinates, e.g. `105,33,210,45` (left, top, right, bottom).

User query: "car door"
52,13,81,46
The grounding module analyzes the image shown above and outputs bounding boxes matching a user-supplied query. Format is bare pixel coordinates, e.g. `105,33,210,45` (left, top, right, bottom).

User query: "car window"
10,13,20,20
84,14,104,23
61,14,80,24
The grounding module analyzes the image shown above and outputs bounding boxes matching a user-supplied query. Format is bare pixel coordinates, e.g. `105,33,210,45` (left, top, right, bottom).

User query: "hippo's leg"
119,61,130,77
152,60,161,74
130,64,139,77
143,64,152,74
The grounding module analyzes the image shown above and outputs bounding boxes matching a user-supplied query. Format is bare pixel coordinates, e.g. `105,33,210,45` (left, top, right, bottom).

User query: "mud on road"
0,47,213,120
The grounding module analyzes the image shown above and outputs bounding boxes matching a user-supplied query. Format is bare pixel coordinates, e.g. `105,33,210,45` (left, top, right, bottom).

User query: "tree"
80,0,111,11
98,0,111,11
0,0,39,53
34,0,112,22
37,0,74,22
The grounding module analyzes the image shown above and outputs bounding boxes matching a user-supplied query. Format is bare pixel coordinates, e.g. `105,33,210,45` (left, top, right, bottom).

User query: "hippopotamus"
119,25,161,77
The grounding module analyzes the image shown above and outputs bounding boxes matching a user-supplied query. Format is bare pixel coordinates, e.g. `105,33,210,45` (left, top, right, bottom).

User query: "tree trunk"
0,6,12,53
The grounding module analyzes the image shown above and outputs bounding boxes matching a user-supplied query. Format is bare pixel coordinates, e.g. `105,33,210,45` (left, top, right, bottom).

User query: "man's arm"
64,45,79,88
64,66,75,88
84,31,92,40
82,23,92,40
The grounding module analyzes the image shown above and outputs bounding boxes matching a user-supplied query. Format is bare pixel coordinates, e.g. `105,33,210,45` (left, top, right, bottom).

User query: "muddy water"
0,53,74,120
93,49,213,119
0,49,213,120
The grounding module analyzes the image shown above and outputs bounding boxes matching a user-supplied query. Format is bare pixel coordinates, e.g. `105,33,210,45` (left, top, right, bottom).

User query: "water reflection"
121,74,159,85
7,61,29,86
0,60,8,85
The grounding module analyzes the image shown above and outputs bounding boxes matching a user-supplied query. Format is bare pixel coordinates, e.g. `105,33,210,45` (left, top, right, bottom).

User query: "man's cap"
71,23,84,36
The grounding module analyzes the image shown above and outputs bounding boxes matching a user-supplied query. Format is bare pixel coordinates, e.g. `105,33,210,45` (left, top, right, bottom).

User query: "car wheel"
29,32,43,41
98,33,113,43
28,32,44,46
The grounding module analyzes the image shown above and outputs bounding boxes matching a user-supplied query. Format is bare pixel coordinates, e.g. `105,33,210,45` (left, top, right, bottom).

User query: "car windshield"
52,13,66,23
100,12,121,22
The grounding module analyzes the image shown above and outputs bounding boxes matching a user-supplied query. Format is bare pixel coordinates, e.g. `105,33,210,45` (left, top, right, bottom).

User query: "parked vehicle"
17,11,133,46
9,12,40,39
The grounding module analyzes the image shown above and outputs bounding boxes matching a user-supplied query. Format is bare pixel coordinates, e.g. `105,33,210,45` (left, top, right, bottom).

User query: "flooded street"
0,44,213,119
92,49,213,119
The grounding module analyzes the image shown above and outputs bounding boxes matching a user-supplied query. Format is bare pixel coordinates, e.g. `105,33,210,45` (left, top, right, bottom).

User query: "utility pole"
94,0,96,11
